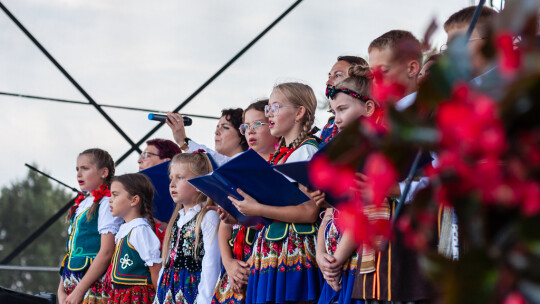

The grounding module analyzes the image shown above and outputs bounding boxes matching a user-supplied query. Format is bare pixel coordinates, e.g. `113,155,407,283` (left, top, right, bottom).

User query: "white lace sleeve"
187,140,231,167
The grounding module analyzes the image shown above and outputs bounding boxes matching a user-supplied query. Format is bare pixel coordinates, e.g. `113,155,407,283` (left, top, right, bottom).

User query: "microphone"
148,113,192,126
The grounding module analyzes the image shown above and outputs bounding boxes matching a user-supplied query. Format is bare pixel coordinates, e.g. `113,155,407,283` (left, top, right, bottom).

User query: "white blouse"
186,140,242,168
68,196,123,235
115,218,162,266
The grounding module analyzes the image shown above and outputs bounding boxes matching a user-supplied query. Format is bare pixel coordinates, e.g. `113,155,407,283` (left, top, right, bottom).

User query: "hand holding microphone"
158,112,190,148
148,113,192,126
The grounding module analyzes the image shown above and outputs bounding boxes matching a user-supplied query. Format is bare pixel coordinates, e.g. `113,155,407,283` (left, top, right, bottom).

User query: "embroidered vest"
264,137,320,241
167,216,204,272
61,206,101,273
110,231,152,286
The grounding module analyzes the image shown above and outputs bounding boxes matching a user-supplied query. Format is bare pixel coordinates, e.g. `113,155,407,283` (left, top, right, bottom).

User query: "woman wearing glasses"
167,108,248,167
138,138,182,171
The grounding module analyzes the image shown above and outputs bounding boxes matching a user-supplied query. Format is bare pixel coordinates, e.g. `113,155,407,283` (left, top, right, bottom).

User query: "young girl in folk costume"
316,64,379,304
212,99,279,304
154,152,221,304
58,148,124,304
107,173,162,303
228,82,322,304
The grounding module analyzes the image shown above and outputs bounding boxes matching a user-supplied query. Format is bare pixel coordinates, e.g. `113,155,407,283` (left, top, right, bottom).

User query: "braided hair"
112,173,156,229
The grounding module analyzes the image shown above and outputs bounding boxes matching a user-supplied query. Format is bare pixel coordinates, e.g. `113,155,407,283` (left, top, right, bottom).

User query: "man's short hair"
444,6,498,37
368,30,422,64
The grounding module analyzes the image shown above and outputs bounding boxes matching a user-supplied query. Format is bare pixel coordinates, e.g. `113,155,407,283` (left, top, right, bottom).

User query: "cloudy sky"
1,0,489,192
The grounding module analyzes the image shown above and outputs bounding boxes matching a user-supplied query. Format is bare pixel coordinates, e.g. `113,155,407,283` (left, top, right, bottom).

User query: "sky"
0,0,486,192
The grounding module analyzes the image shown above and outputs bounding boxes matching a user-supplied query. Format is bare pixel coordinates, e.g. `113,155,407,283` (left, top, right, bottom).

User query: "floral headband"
325,85,371,102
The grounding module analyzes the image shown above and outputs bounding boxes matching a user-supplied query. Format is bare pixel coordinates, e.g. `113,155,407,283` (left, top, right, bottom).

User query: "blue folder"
188,149,310,227
273,160,346,207
140,161,175,223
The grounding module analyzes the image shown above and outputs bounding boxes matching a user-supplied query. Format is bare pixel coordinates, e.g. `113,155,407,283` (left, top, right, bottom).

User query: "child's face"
109,181,135,219
330,94,368,131
267,90,300,139
169,162,199,206
368,46,410,96
243,109,277,156
76,154,107,192
214,115,242,157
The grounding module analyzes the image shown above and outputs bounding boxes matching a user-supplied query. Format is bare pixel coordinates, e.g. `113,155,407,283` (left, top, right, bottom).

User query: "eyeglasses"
325,85,370,102
239,121,268,135
264,103,297,117
139,151,160,160
439,37,486,53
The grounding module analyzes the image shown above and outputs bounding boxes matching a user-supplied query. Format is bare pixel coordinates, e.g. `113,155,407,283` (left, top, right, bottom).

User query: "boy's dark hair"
368,30,422,65
221,108,249,151
146,138,182,159
444,6,498,38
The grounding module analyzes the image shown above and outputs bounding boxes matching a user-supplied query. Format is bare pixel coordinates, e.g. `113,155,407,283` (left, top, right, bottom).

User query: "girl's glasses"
264,103,297,117
239,121,268,135
325,85,371,102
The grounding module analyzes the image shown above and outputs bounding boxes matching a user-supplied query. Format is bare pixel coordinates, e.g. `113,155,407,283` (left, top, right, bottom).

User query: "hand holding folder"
188,149,310,227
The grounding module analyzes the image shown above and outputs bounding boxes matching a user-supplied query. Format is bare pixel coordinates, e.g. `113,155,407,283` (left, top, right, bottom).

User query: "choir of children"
56,5,494,303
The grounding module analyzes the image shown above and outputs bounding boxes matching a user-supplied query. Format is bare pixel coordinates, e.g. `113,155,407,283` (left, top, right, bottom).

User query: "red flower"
279,266,285,272
295,265,301,271
503,292,527,304
495,31,521,77
371,67,406,104
521,181,540,217
363,152,398,206
309,155,356,197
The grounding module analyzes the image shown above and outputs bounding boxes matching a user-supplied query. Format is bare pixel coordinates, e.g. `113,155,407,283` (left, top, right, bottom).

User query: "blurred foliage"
0,165,72,295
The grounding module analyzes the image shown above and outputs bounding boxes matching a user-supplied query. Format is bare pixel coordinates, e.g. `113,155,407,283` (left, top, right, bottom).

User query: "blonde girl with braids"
154,152,221,304
107,173,162,303
317,63,379,304
228,82,323,304
58,148,123,304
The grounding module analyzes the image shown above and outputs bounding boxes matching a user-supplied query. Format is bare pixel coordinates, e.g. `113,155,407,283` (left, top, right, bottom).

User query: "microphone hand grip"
148,113,192,126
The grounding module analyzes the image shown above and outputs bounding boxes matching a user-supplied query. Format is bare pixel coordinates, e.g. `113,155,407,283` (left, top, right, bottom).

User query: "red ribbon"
233,226,246,260
91,185,111,202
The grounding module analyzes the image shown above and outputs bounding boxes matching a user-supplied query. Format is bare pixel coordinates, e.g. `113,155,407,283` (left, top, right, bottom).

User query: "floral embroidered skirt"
318,219,363,304
211,266,246,304
154,267,201,304
246,224,322,304
212,225,255,304
62,268,109,304
107,285,155,304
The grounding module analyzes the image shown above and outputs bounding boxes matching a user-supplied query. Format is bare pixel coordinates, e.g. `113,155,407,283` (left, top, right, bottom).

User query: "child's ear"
295,106,307,122
131,195,141,207
408,60,421,78
365,100,376,117
100,167,109,180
